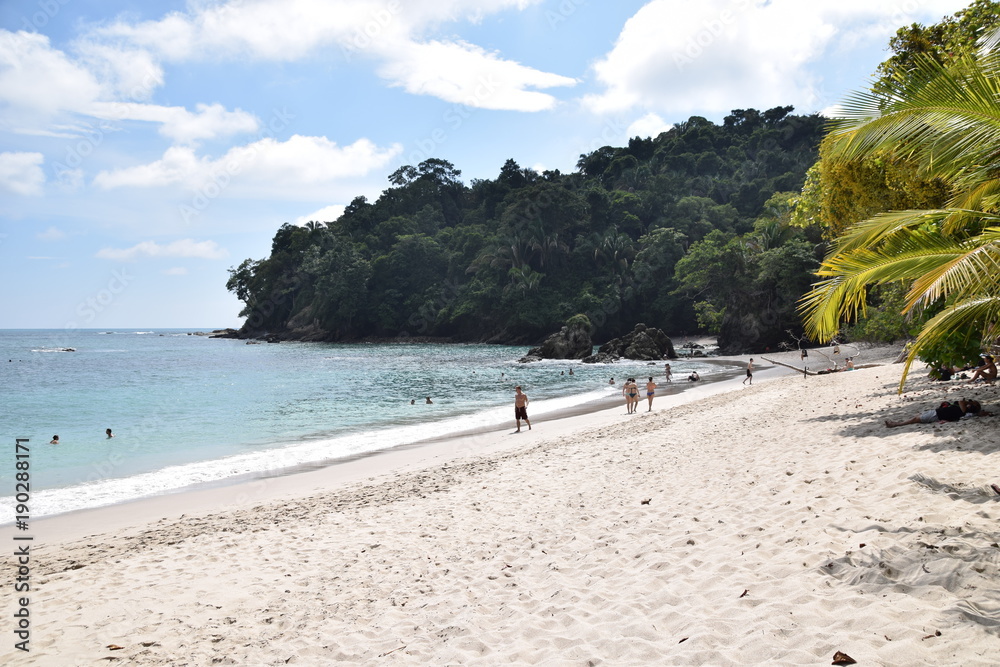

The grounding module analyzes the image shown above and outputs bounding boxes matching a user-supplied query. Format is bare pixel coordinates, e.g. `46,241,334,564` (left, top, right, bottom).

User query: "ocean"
0,329,732,521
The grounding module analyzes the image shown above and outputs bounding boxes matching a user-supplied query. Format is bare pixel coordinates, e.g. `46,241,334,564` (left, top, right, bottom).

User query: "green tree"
802,35,1000,388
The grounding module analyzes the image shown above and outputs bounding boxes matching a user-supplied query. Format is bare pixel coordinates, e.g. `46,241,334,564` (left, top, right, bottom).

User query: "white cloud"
37,227,66,241
0,151,45,195
163,267,188,275
627,113,672,139
376,39,576,111
88,101,259,144
94,135,402,196
0,29,255,144
583,0,970,116
0,31,103,129
296,204,346,226
95,239,228,261
73,41,164,101
85,0,570,112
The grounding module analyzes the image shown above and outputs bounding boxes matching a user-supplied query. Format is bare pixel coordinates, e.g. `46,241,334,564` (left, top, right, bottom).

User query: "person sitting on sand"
968,355,997,384
885,398,990,427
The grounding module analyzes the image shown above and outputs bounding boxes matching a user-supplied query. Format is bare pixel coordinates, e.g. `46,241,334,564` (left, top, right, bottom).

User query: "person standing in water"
514,386,531,432
106,428,114,438
664,363,672,383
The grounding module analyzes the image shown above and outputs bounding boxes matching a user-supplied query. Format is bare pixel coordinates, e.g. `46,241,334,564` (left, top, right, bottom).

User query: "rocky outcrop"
208,328,241,338
582,323,676,363
519,316,593,362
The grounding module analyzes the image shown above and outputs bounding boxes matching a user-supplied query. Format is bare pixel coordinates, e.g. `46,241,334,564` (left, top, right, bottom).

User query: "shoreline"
23,354,761,546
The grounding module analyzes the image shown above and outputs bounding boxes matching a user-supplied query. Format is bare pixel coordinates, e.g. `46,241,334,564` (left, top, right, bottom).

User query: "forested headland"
227,107,825,352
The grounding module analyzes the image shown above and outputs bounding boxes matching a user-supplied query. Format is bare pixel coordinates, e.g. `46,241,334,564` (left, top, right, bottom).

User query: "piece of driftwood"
760,356,818,376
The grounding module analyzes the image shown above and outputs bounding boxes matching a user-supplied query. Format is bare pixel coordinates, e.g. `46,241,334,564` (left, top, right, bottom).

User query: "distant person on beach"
410,399,415,405
425,397,433,404
514,386,531,432
968,355,997,383
622,378,638,414
688,371,700,381
609,377,615,385
885,398,990,427
743,358,754,385
49,435,59,444
664,363,672,383
106,428,114,438
568,368,574,375
645,377,656,411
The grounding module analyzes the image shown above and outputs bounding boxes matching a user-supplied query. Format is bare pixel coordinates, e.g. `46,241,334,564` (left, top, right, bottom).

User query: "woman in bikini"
646,377,656,412
623,378,639,414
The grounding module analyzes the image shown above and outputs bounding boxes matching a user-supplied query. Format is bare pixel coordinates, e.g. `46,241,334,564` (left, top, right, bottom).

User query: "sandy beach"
4,346,999,666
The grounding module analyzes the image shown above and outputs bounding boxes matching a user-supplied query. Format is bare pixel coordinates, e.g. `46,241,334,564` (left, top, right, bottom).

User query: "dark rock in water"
581,351,618,364
582,323,676,363
209,328,241,338
519,316,593,362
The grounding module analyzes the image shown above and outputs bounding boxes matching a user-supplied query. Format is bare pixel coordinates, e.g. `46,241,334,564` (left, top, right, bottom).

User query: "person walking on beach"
743,358,754,385
645,377,656,412
514,386,531,432
622,378,638,414
664,363,672,383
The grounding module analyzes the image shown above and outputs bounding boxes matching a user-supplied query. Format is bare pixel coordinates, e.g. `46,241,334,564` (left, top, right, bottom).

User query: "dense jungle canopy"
228,107,826,351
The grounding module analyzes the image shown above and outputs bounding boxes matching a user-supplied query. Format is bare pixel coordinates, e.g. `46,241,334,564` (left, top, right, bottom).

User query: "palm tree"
801,34,1000,389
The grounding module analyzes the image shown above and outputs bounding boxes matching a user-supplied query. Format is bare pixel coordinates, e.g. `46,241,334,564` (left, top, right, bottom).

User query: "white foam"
0,386,615,522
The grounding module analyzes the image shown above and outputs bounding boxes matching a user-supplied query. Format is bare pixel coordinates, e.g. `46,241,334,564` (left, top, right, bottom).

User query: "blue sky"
0,0,971,328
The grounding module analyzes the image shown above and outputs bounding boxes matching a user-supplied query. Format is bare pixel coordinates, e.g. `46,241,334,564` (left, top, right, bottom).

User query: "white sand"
4,347,1000,665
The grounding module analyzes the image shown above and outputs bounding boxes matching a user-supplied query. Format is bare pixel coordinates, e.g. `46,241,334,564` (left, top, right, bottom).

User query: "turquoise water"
0,329,729,519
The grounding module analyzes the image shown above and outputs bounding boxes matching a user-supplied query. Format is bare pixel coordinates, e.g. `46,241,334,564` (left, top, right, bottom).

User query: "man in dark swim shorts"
514,385,531,432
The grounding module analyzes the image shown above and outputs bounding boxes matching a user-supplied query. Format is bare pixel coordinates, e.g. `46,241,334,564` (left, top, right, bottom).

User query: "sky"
0,0,973,329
